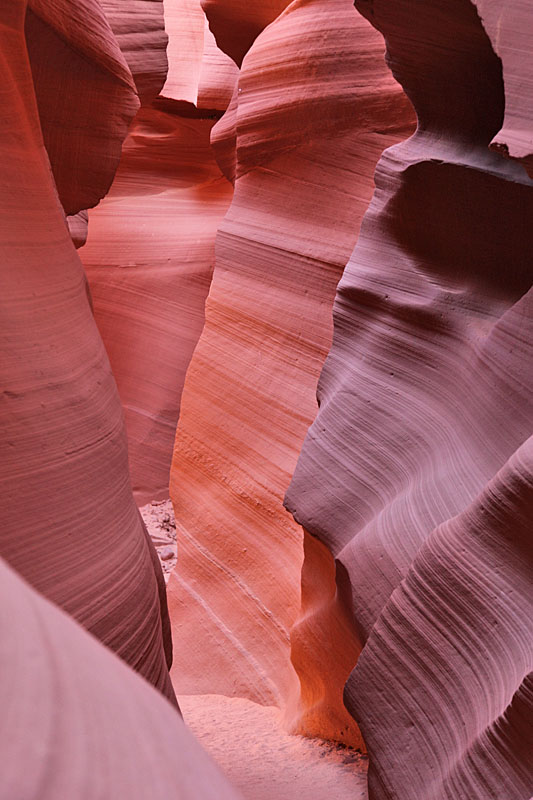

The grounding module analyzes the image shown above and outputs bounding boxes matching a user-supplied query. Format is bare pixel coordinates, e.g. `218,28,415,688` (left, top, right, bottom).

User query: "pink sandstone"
286,0,533,797
168,0,414,747
0,557,241,800
0,0,175,704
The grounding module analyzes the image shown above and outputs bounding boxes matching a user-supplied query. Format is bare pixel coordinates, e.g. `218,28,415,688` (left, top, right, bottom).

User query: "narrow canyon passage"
0,0,532,799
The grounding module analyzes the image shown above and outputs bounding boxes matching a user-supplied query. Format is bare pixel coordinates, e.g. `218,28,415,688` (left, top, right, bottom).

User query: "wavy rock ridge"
2,0,532,798
286,0,533,797
0,0,175,705
168,0,413,747
0,556,240,800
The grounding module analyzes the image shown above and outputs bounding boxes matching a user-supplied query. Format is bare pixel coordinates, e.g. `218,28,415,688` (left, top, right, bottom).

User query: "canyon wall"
0,0,175,703
167,0,414,746
285,0,533,797
80,0,236,503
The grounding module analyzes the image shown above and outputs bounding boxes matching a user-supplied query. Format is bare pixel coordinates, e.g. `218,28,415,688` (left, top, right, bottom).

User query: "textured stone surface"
142,499,178,581
161,0,237,109
26,0,139,216
81,108,232,503
168,0,413,743
286,1,533,797
0,558,241,800
473,0,533,173
80,0,235,504
0,0,175,704
200,0,291,66
101,0,168,104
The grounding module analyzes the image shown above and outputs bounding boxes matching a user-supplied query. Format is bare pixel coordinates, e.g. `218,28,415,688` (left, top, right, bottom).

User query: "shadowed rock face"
167,0,413,744
0,0,175,705
0,557,242,800
100,0,168,104
26,0,139,216
200,0,292,66
286,0,533,797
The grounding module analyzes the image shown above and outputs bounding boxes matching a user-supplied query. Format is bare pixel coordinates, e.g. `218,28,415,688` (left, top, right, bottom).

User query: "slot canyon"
0,0,532,798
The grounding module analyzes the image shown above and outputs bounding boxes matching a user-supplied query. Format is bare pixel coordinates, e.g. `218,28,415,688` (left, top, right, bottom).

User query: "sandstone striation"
100,0,168,104
80,0,235,503
0,0,175,704
473,0,533,175
80,108,233,503
168,0,414,745
286,0,533,797
200,0,292,66
26,0,139,216
0,557,240,800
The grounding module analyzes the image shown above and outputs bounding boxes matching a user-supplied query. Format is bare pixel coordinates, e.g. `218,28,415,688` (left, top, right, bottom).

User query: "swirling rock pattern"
168,0,413,742
0,557,241,800
80,1,235,503
0,0,175,704
160,0,237,110
286,0,533,797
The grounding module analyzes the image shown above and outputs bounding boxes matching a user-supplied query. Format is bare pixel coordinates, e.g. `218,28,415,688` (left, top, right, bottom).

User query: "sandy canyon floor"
144,500,368,798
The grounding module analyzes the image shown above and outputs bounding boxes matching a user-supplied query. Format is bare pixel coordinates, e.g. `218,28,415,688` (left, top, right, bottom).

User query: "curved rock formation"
0,557,240,800
473,0,533,174
168,0,413,744
349,439,533,799
286,0,533,796
81,108,233,503
26,0,139,216
80,1,235,503
161,0,237,111
100,0,168,104
0,0,175,704
200,0,291,66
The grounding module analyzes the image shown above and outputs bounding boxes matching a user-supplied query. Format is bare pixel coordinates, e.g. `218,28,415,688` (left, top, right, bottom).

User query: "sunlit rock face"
286,0,533,797
0,0,175,703
167,0,414,745
0,557,242,800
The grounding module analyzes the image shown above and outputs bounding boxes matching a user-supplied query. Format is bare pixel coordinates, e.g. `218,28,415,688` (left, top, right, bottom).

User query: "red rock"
100,0,168,104
26,0,139,216
0,0,175,704
349,439,533,799
160,0,237,110
80,107,233,503
168,0,413,745
286,0,533,796
0,557,241,800
200,0,292,66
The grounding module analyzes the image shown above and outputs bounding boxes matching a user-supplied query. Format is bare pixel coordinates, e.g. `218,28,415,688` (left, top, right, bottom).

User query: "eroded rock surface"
0,557,240,800
286,1,533,797
81,108,232,503
168,0,413,745
0,0,175,704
